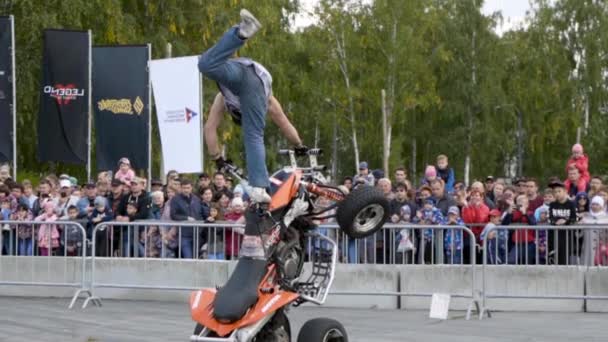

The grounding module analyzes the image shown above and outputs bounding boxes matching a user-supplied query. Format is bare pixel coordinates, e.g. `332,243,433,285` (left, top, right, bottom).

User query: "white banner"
150,56,202,173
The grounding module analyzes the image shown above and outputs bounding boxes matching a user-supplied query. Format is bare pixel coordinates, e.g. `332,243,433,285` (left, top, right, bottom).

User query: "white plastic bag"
397,229,415,252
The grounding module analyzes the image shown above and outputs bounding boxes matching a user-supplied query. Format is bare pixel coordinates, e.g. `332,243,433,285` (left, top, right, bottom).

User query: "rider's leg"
197,26,245,92
239,67,270,191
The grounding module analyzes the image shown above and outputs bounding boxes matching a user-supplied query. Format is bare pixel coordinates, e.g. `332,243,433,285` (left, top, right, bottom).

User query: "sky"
293,0,533,35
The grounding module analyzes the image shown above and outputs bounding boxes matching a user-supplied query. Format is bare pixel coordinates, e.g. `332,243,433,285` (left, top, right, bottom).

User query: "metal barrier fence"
480,225,608,318
85,222,482,319
0,220,100,309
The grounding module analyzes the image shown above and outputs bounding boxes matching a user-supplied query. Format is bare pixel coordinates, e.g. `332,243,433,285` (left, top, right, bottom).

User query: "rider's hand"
214,156,229,171
294,144,309,157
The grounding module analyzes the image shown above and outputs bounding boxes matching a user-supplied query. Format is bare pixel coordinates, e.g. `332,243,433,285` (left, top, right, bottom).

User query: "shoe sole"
240,9,262,29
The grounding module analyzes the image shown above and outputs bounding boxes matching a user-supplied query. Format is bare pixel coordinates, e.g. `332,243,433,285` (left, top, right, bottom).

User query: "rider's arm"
204,93,225,159
267,95,303,146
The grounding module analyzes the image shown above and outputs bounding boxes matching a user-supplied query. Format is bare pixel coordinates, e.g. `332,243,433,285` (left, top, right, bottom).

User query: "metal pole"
10,15,16,180
147,43,152,191
86,30,92,181
516,107,523,177
199,71,204,172
159,42,171,184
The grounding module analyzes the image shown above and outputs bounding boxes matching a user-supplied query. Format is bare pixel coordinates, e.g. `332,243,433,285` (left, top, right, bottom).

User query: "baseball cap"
151,179,163,186
448,206,460,216
359,161,368,170
485,176,495,182
59,179,71,188
84,182,96,189
111,179,123,187
548,180,566,189
94,196,106,207
489,209,502,217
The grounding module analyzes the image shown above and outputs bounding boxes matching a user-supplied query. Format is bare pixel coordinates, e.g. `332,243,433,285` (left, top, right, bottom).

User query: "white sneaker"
238,9,262,39
249,187,271,203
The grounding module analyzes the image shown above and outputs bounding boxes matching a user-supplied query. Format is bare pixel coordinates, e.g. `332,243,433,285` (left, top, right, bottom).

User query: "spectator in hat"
420,165,438,187
565,166,589,199
151,179,163,193
11,203,34,256
485,176,495,201
114,157,135,186
566,143,590,185
575,191,590,220
55,179,80,219
443,206,465,264
481,209,508,264
413,197,443,264
89,196,113,254
548,180,578,265
435,155,455,193
513,178,528,196
354,161,374,186
77,182,98,219
580,196,608,266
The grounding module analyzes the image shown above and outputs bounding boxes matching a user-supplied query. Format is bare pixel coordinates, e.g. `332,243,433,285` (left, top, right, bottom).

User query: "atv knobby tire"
336,185,390,239
297,317,348,342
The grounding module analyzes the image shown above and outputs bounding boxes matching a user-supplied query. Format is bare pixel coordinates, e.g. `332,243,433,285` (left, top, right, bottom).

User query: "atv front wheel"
254,309,291,342
336,186,390,239
297,317,348,342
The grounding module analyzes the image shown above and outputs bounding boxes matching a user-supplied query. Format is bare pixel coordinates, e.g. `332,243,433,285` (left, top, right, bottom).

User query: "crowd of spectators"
1,142,607,266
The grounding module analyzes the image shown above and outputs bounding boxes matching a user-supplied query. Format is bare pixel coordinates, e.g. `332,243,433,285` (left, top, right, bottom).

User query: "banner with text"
93,46,149,171
150,56,202,173
0,16,13,163
37,29,90,164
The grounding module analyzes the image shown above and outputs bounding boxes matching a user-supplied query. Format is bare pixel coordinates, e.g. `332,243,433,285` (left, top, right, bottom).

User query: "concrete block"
481,266,584,312
584,268,608,312
324,264,399,309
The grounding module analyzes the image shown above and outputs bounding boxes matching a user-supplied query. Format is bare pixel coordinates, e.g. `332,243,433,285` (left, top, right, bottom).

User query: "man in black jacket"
548,181,578,265
171,178,203,259
116,177,150,257
430,179,457,216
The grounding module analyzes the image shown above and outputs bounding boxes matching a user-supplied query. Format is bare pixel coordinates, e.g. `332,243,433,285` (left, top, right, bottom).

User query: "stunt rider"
198,9,306,204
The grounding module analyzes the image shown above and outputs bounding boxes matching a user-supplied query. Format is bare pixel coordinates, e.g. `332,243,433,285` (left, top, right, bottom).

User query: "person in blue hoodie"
443,206,464,264
436,154,455,193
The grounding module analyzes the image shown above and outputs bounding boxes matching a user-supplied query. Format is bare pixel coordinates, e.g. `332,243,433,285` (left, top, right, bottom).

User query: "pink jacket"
35,213,60,248
115,169,135,185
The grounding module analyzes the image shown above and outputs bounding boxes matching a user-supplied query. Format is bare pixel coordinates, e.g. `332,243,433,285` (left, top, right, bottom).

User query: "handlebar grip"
307,148,323,156
277,149,292,156
312,165,327,172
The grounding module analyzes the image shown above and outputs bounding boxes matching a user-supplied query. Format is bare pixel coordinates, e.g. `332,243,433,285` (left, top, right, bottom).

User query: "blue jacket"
436,166,455,193
170,193,203,238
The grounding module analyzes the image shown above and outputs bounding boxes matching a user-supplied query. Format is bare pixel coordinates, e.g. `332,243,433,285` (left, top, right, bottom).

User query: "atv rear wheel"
297,318,348,342
336,186,390,239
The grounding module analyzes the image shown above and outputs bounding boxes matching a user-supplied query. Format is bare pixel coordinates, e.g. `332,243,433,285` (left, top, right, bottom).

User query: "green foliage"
1,0,607,185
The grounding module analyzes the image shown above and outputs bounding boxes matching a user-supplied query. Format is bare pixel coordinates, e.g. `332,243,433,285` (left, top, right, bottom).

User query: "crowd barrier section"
0,220,100,309
84,221,482,319
480,225,608,318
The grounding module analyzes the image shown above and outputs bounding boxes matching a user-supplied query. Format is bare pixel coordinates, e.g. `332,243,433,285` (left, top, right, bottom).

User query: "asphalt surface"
0,297,606,341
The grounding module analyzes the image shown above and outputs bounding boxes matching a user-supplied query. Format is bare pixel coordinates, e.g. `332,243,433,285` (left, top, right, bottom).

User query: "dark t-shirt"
549,199,577,225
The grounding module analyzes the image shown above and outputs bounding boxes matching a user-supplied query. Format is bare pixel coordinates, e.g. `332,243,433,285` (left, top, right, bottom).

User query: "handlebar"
278,148,323,156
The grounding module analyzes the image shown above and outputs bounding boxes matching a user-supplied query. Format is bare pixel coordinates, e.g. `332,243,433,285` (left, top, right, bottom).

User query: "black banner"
93,45,149,171
37,29,90,164
0,17,13,163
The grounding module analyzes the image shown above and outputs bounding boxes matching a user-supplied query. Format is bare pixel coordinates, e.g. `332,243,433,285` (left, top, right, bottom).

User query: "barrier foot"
69,288,102,309
478,306,492,320
82,294,103,309
466,299,484,321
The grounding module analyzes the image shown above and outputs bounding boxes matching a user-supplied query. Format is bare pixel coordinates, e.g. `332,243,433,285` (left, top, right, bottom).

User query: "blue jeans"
208,252,225,260
198,27,270,187
508,242,537,265
180,237,194,259
18,239,33,256
122,227,143,257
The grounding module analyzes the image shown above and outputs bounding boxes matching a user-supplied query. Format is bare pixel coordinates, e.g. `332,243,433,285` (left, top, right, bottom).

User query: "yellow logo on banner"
133,96,144,115
98,99,133,114
97,97,145,116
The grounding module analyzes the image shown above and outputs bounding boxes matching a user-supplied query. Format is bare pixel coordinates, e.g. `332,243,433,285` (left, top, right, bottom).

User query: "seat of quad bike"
213,257,268,323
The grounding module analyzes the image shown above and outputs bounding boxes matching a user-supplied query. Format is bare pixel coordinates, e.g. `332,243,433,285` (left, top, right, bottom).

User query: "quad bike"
190,148,390,342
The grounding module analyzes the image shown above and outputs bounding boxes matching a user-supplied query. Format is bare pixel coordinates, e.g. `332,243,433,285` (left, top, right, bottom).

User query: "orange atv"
190,148,389,342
